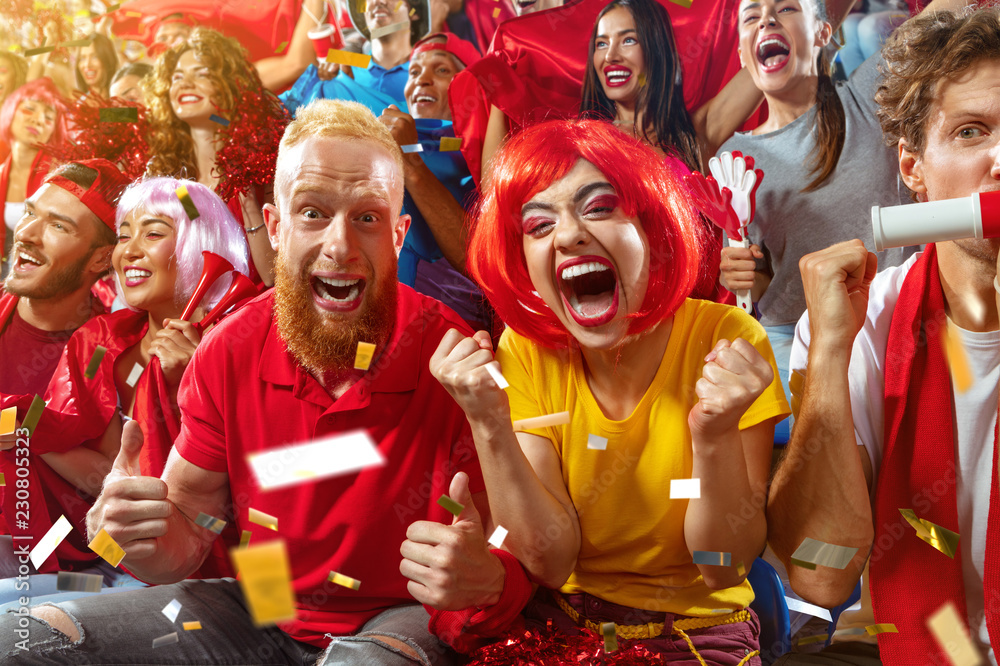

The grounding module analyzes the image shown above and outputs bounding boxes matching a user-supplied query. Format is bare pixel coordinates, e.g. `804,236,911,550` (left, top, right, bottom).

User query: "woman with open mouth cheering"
429,119,789,663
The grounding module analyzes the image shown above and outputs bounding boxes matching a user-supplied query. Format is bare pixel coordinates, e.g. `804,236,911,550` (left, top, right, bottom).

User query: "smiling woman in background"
75,34,119,99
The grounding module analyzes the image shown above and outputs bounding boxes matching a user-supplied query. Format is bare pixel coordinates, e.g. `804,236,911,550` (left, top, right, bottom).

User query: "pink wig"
0,77,68,146
468,119,704,349
114,177,250,311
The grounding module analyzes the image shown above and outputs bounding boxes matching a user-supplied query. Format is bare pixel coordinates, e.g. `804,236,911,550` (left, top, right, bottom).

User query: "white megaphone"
871,190,1000,251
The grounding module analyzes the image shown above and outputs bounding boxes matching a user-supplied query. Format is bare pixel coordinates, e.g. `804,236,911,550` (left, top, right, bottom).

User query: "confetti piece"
84,346,107,379
784,596,832,622
106,3,121,11
125,362,144,388
0,473,5,486
357,0,367,12
56,571,102,593
942,322,972,393
125,10,143,17
176,185,200,221
512,411,571,432
209,114,230,127
183,621,201,630
693,550,731,566
601,622,617,653
249,508,278,531
795,634,830,646
409,7,416,15
401,143,424,153
488,525,508,549
370,21,409,38
88,528,126,567
275,40,288,54
484,362,508,389
248,430,384,490
927,601,984,666
354,341,376,370
22,394,45,436
899,508,960,559
666,0,692,6
439,136,462,152
162,599,182,623
587,434,608,450
0,406,16,435
669,478,701,499
395,0,403,8
437,494,464,517
736,561,746,577
99,107,139,123
638,72,647,86
865,623,897,636
194,512,227,534
152,632,178,648
60,38,93,48
30,516,73,569
790,537,858,570
492,7,500,16
24,46,56,57
326,49,371,68
230,540,296,626
328,571,361,590
240,530,252,548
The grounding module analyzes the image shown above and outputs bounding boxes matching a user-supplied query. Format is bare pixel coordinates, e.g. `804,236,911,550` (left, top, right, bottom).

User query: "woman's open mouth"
756,35,790,73
558,257,619,327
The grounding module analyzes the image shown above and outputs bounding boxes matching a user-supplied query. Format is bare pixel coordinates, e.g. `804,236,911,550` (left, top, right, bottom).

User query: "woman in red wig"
430,119,789,663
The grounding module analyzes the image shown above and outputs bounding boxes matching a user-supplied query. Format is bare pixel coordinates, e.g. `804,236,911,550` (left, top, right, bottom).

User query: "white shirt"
791,252,996,663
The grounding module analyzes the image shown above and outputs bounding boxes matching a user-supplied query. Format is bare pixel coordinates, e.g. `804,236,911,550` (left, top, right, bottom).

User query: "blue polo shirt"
352,59,409,106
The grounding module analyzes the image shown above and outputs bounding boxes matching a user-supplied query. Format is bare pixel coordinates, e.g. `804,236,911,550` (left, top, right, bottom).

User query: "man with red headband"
769,6,1000,665
378,33,491,330
0,159,131,600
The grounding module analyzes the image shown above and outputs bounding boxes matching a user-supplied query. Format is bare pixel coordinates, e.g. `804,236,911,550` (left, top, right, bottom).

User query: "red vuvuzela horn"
195,272,258,332
180,251,234,321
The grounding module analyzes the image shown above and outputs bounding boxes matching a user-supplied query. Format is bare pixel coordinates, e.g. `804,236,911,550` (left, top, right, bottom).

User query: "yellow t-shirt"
495,299,790,615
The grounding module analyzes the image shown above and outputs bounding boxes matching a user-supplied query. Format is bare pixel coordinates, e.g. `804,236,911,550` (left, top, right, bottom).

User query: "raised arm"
692,69,763,160
254,0,326,92
767,240,875,608
480,105,509,188
86,421,230,584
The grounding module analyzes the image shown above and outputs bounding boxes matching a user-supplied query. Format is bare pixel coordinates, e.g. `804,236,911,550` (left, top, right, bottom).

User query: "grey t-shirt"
720,54,915,327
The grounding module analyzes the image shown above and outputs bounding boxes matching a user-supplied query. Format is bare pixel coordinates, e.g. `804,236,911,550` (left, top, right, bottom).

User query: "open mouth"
756,35,790,72
412,94,438,105
123,267,152,287
83,69,98,81
558,258,619,326
603,66,632,88
178,94,203,105
13,249,44,272
311,275,366,311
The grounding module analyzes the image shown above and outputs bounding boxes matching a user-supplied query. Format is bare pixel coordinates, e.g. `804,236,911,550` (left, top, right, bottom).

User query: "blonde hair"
275,99,404,206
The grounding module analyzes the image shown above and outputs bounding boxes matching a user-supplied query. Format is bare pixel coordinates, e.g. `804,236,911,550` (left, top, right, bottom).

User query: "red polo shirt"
174,285,484,646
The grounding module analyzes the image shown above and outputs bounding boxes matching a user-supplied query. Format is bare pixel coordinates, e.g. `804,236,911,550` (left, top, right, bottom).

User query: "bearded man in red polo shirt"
0,100,510,665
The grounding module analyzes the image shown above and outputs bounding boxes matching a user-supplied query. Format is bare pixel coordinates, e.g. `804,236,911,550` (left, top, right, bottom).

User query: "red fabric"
873,244,1000,662
464,0,515,55
0,307,76,398
173,286,484,646
107,0,302,63
0,151,53,253
413,32,482,68
427,548,532,653
449,0,747,183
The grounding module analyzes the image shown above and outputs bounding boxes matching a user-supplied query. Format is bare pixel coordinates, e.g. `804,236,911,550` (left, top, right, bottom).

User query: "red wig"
0,77,68,147
468,119,704,349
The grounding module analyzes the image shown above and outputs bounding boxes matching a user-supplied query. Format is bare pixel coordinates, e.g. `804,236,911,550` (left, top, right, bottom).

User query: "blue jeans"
0,578,454,665
839,11,908,76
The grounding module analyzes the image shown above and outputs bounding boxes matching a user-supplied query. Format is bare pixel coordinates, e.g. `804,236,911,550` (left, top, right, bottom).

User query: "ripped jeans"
0,578,455,665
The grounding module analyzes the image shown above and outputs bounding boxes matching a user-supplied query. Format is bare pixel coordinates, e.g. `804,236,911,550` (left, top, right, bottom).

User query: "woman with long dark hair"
75,34,118,99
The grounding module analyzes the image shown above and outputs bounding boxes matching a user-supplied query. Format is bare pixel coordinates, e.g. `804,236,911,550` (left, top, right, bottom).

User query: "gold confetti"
240,530,252,548
60,38,93,48
512,411,570,432
439,136,462,152
666,0,692,6
99,107,139,123
927,601,984,666
638,72,647,86
370,21,409,39
795,634,829,646
84,346,107,379
899,509,960,559
0,473,5,486
354,341,376,370
865,623,897,635
0,406,16,435
229,541,297,626
21,394,45,436
790,537,858,570
125,10,143,17
601,622,617,653
409,7,415,15
248,507,278,531
183,621,202,631
275,40,288,54
175,185,200,221
437,494,464,517
24,46,56,57
326,49,371,68
328,571,361,590
88,528,126,567
152,632,178,648
942,322,972,392
357,0,367,12
492,7,500,17
736,561,746,577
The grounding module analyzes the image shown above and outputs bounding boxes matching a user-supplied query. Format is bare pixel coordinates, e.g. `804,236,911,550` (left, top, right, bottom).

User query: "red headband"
45,159,130,230
411,32,481,69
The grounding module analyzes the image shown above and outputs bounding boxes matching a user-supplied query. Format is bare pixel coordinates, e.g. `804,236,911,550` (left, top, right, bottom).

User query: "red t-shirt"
0,306,77,398
175,285,485,646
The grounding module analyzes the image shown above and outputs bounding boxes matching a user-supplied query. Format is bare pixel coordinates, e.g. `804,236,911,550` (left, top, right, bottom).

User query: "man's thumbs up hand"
86,421,172,562
400,473,506,610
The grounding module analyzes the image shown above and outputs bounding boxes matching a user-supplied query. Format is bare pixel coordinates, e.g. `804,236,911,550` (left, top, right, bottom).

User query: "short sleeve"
494,329,550,438
717,308,791,429
173,345,228,473
843,52,883,120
